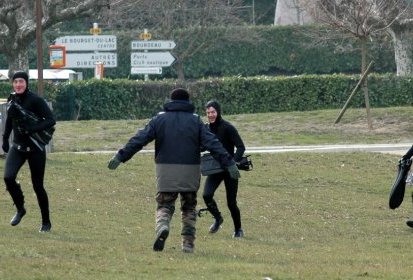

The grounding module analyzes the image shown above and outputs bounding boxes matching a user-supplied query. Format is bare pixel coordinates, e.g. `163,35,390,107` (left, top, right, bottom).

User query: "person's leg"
27,149,51,232
180,191,197,253
4,147,27,226
154,192,178,251
407,193,413,228
223,175,243,238
203,173,224,233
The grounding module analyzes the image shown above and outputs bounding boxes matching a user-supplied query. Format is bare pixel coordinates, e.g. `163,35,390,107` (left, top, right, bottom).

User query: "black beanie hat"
12,71,29,85
170,88,190,101
205,100,221,115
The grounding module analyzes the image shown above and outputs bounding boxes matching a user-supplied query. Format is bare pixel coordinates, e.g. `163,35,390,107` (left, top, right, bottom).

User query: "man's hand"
108,155,121,170
226,164,240,179
2,140,9,153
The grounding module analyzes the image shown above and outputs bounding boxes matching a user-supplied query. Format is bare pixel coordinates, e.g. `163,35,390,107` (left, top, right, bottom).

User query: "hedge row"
1,74,410,121
0,25,396,80
180,25,395,78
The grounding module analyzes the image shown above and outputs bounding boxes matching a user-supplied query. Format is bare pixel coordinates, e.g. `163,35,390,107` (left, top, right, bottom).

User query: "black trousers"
203,172,241,231
4,145,50,223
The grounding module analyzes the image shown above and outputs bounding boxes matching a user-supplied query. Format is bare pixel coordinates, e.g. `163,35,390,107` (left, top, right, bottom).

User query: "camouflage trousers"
155,192,197,242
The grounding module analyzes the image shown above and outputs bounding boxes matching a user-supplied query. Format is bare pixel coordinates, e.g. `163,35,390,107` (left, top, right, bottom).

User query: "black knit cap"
205,100,221,115
12,71,29,85
170,88,190,101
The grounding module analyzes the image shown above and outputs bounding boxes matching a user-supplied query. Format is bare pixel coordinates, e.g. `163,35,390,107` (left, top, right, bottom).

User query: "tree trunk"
360,38,373,130
388,24,413,76
6,48,29,79
174,58,186,81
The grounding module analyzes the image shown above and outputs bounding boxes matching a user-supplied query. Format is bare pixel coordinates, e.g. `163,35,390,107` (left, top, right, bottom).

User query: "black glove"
2,139,9,153
226,164,240,179
108,154,122,170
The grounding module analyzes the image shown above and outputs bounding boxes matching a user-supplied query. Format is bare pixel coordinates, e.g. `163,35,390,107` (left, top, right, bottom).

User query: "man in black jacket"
108,88,240,253
2,71,56,232
203,100,246,238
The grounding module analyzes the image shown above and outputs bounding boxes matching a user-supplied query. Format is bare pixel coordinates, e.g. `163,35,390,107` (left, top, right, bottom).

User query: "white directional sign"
131,40,176,50
55,35,117,51
131,52,175,67
65,52,118,68
131,67,162,75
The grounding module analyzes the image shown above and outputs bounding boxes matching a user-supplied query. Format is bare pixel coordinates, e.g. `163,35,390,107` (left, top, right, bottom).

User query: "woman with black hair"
203,100,246,238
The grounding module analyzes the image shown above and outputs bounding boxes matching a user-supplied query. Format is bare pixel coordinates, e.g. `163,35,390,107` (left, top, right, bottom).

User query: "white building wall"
274,0,314,25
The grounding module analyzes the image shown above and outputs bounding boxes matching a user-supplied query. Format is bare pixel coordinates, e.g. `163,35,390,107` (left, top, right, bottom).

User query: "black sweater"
3,90,56,147
207,118,245,162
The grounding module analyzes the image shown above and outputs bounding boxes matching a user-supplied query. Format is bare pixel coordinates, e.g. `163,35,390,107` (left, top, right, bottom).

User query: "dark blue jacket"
116,100,233,192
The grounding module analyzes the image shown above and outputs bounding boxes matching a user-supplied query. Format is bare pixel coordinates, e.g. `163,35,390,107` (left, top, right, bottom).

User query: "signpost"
131,67,162,75
131,52,175,67
65,53,118,68
52,23,118,78
130,30,176,79
131,40,176,50
55,35,117,51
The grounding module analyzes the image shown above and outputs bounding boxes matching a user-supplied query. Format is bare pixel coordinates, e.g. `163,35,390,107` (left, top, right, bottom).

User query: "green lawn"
0,107,413,279
52,107,413,152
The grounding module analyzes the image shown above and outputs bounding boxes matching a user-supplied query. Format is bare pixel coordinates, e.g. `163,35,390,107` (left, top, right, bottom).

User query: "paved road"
244,143,411,156
69,143,411,156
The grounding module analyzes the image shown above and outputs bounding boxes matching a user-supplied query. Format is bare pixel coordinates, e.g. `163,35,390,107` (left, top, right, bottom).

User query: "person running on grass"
202,100,246,238
2,71,56,232
108,88,240,253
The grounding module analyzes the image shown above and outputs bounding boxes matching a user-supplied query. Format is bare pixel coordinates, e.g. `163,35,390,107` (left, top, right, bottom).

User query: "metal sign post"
130,30,176,79
53,23,117,73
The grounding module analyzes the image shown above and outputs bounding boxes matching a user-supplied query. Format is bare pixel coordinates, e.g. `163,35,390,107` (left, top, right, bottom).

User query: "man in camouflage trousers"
108,88,240,253
155,192,197,251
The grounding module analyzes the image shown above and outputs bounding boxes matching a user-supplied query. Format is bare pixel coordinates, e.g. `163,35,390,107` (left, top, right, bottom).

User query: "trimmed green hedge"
0,74,406,121
1,74,411,121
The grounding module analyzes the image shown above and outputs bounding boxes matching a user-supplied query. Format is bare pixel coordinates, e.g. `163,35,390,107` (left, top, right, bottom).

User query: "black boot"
39,202,51,231
206,201,223,233
5,181,26,226
407,193,413,228
39,222,52,232
209,216,224,233
11,208,26,226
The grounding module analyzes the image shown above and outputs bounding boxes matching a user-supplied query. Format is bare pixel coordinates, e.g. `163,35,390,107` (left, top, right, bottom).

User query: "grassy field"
52,107,413,152
0,107,413,279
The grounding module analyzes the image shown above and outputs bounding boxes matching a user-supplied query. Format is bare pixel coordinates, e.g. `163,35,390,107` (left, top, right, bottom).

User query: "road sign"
65,52,117,68
131,40,176,50
89,28,102,35
139,32,152,40
131,52,175,67
131,67,162,75
55,35,117,51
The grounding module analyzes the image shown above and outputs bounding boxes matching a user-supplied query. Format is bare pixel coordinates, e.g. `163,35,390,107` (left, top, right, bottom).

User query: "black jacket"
3,91,56,148
207,118,245,162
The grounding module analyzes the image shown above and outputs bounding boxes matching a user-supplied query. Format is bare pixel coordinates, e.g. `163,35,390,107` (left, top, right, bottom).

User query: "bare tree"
307,0,413,75
305,0,409,129
102,0,255,80
374,1,413,76
0,0,109,77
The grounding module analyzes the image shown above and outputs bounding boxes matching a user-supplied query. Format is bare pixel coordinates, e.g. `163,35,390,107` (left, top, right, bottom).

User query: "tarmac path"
244,143,411,156
69,143,411,156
